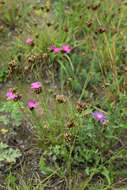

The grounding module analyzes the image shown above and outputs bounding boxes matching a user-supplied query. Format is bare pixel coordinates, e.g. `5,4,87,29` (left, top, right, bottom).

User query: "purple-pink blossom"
25,38,33,43
6,91,18,101
92,111,106,123
52,45,56,49
51,45,71,54
52,45,60,54
30,82,42,89
53,48,60,54
28,101,38,110
62,45,71,53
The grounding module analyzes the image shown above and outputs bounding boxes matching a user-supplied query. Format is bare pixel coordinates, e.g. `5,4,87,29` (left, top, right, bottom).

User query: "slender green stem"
81,158,100,190
103,177,127,190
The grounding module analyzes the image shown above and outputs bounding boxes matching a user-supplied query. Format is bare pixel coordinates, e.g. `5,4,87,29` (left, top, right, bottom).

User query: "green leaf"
101,166,111,185
39,157,53,175
0,115,10,125
0,143,21,163
0,142,8,149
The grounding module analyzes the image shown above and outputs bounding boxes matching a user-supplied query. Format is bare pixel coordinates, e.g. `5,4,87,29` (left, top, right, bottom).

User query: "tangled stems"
103,177,127,190
81,158,101,190
31,109,43,128
17,101,37,130
17,101,45,139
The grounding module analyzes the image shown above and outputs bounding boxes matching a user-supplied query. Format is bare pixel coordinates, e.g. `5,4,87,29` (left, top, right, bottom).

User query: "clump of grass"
5,0,127,99
0,0,32,30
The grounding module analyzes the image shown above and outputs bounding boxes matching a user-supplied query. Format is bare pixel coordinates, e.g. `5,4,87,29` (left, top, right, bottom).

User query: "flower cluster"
52,45,60,54
51,45,71,54
6,91,18,100
6,91,21,101
62,46,71,53
6,83,109,126
27,81,42,110
6,81,42,110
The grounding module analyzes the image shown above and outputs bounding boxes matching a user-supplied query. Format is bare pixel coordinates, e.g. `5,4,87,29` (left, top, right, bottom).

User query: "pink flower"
62,45,71,53
53,48,60,54
92,111,106,123
25,38,33,43
7,91,13,96
52,45,56,49
6,91,18,101
52,45,60,54
28,101,38,110
30,82,42,89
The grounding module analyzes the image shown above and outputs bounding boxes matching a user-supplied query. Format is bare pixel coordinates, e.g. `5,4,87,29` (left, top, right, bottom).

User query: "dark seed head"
96,26,108,34
46,21,51,27
35,33,39,38
64,27,68,32
41,6,44,10
32,5,36,9
46,8,50,12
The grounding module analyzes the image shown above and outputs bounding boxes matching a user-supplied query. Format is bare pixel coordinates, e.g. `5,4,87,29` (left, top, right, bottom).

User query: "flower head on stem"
62,45,71,53
92,111,106,123
6,91,18,101
30,82,42,89
25,38,33,43
30,82,42,94
28,101,38,110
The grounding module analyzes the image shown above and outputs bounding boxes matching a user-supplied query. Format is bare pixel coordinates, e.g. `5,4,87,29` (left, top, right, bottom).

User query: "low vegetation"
0,0,127,189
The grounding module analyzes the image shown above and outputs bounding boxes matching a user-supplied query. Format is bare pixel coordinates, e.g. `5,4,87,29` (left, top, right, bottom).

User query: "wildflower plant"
0,142,21,166
0,99,22,127
8,79,126,187
1,0,127,189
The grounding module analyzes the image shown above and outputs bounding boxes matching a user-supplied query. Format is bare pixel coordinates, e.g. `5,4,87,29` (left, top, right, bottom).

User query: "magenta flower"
30,82,42,89
28,101,38,110
6,91,18,101
62,45,71,53
92,111,106,123
52,45,56,49
52,45,60,54
25,38,33,43
54,48,60,54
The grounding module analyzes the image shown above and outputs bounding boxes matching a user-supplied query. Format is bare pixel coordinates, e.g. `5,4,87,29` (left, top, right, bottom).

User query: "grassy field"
0,0,127,189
